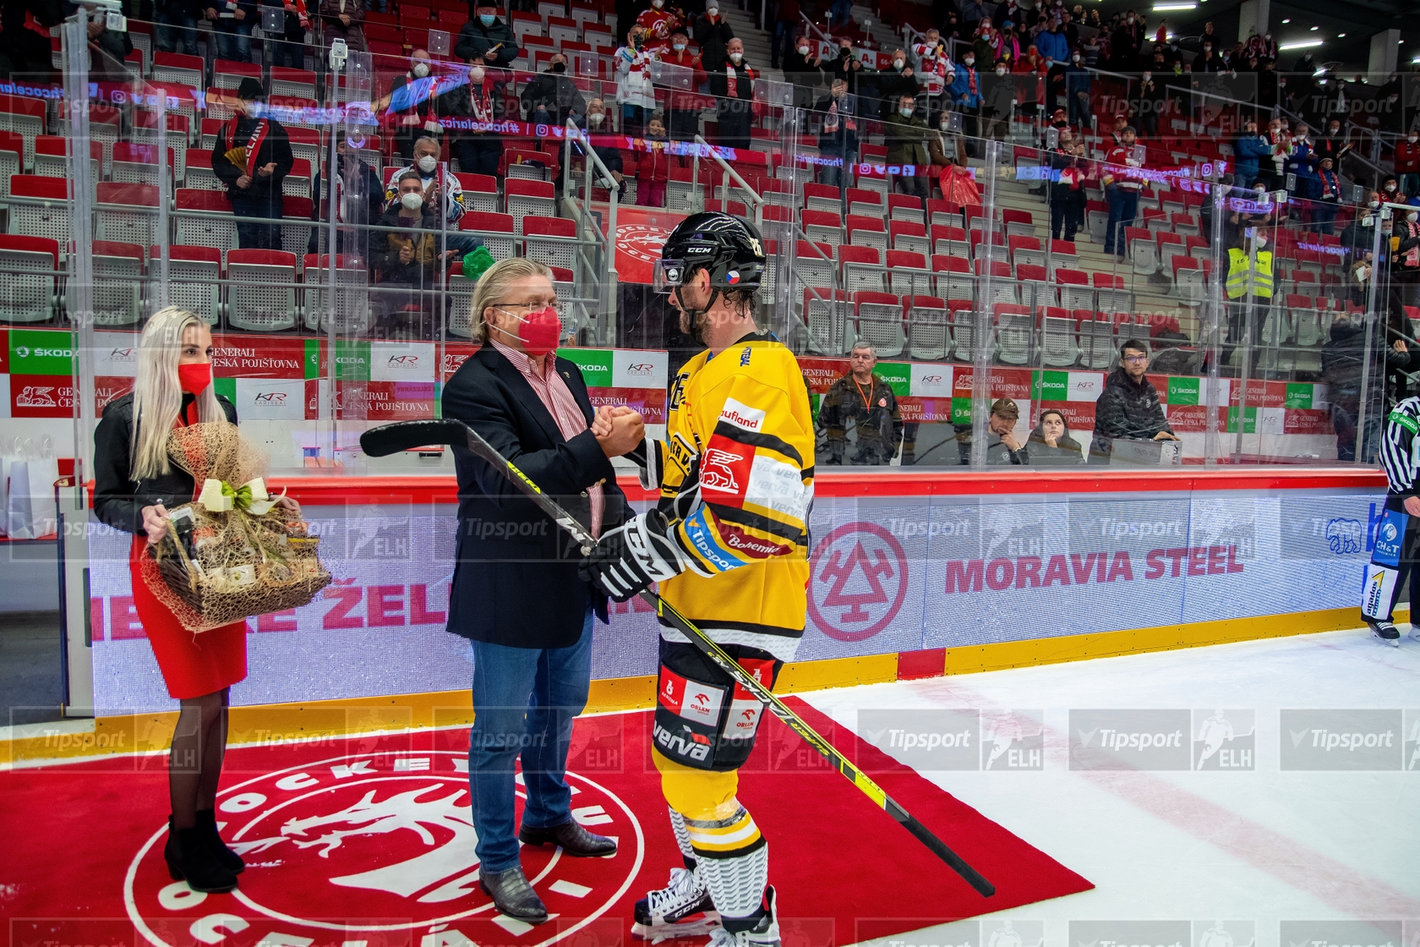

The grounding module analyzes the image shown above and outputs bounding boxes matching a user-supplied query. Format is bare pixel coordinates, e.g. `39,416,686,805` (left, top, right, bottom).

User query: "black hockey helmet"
654,212,767,295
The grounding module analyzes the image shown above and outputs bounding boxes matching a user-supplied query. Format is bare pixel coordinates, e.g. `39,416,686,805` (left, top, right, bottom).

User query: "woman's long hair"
130,307,224,480
1029,407,1083,451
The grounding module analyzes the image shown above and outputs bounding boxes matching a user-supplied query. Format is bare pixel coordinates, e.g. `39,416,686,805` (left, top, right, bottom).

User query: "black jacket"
1090,367,1173,458
93,392,239,536
520,70,587,125
454,16,520,64
441,346,629,648
211,114,295,203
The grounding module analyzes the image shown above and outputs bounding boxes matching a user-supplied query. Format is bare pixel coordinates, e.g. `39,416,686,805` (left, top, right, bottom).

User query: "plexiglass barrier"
2,16,1412,482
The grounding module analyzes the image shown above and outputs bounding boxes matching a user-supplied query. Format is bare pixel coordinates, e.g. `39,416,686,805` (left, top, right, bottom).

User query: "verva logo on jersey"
122,750,644,946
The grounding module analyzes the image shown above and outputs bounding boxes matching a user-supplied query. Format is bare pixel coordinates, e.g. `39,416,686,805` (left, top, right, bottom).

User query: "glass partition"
10,17,1411,477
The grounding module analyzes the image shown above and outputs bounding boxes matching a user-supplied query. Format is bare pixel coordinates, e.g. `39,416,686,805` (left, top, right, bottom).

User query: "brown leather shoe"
518,819,617,857
479,866,549,923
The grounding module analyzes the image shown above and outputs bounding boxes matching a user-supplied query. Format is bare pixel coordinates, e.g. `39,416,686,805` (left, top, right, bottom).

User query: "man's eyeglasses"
493,301,562,317
1122,354,1148,363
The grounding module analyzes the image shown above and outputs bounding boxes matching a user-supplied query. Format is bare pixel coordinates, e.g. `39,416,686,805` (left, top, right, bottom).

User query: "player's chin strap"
674,284,719,347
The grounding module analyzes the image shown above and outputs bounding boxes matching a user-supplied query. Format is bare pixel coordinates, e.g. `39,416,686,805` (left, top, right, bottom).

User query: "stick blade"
359,419,468,457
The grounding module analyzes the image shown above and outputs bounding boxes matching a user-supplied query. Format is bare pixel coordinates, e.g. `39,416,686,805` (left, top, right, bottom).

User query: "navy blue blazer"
441,345,628,648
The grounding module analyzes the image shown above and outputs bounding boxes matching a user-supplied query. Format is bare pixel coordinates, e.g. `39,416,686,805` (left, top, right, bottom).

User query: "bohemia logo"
124,750,642,946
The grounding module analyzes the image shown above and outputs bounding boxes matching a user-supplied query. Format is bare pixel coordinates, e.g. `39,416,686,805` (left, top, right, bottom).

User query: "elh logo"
1191,709,1256,771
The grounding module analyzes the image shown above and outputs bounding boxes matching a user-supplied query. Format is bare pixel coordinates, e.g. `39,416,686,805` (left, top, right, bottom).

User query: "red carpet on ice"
2,699,1091,946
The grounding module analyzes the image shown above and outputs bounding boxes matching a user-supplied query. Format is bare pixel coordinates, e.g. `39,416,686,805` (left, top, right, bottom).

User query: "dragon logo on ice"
124,750,641,945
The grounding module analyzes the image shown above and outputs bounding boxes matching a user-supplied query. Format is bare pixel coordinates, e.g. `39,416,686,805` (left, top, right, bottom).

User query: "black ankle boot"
196,809,245,873
165,817,239,893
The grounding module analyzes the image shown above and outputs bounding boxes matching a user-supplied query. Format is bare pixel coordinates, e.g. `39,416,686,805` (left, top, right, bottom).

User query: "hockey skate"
632,867,721,942
1369,620,1400,647
705,887,779,946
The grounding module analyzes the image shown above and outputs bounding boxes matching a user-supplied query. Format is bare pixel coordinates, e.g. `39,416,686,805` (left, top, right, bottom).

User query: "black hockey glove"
579,509,688,602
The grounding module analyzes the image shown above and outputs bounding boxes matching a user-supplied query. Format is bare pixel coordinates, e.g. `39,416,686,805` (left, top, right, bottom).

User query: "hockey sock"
687,804,768,929
668,806,697,871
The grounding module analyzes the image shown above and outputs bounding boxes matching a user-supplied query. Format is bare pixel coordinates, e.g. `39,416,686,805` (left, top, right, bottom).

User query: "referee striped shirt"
1379,396,1420,495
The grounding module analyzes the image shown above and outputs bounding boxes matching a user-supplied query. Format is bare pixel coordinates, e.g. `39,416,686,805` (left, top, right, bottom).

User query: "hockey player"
1362,395,1420,646
580,212,814,946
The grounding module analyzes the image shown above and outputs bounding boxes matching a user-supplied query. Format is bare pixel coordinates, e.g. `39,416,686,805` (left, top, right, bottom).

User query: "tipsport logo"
876,918,1045,947
857,709,1044,772
1280,709,1408,771
1070,709,1257,772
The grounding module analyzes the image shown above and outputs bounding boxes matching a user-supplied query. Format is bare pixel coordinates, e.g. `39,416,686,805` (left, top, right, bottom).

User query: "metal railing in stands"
558,119,618,346
691,134,766,226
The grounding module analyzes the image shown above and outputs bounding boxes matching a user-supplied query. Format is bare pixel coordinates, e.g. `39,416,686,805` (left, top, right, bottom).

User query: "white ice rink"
802,628,1420,947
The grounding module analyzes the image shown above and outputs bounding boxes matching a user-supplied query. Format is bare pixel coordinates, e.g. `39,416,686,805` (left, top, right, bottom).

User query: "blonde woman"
92,308,296,893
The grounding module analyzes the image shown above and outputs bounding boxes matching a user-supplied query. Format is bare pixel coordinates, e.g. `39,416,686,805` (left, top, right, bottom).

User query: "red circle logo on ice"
808,521,909,642
617,225,670,264
123,750,644,946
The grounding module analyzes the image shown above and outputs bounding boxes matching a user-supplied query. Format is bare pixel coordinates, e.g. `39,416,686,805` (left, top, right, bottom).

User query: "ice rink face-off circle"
124,749,645,946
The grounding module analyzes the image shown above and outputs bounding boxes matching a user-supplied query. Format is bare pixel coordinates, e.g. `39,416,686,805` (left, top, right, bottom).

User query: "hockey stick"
360,417,996,897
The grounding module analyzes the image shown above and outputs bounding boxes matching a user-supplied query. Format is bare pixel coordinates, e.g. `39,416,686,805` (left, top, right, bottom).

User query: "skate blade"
631,916,723,942
1372,629,1400,647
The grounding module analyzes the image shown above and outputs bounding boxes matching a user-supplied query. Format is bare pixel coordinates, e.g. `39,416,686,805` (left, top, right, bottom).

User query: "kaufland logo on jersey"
720,398,764,431
123,750,643,946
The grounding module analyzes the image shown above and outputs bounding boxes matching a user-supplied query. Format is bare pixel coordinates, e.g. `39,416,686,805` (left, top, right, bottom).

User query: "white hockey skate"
705,887,779,946
1369,620,1401,647
632,867,721,942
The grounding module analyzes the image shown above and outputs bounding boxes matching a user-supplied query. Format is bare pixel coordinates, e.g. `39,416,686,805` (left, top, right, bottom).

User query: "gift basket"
142,422,331,632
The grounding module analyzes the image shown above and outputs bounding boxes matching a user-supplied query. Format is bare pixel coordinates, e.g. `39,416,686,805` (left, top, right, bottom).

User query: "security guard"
1224,228,1274,371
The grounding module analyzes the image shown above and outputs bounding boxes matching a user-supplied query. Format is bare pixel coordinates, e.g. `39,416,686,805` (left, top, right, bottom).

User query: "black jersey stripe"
710,421,804,466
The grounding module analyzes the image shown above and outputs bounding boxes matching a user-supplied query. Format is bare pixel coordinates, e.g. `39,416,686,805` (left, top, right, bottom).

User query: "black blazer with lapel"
441,345,628,648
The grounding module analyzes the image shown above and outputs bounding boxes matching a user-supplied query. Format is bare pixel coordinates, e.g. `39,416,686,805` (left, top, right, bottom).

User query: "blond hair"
469,257,555,344
130,307,225,479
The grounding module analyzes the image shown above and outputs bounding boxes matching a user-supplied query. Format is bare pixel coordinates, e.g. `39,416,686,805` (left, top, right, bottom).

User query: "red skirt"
128,535,248,699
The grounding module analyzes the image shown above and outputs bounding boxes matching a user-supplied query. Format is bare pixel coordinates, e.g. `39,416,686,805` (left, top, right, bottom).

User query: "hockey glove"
579,509,688,602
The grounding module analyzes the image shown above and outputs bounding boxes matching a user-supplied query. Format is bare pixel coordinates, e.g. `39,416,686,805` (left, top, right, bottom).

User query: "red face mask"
495,306,563,357
177,361,213,395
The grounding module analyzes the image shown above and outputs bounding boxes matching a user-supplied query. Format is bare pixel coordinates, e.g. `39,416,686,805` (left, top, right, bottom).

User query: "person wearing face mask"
1013,46,1045,122
442,255,640,925
949,50,982,155
383,50,442,163
693,3,733,84
637,0,683,45
1391,206,1420,314
981,57,1016,141
372,170,461,336
442,62,505,176
875,47,921,120
633,115,672,206
822,36,866,96
1062,46,1090,128
561,99,628,199
813,77,858,189
885,93,931,204
708,37,756,150
1131,66,1162,137
382,134,467,225
971,18,1000,66
308,137,383,259
520,53,586,131
212,78,294,250
1222,227,1276,373
1034,16,1068,68
92,308,300,894
1396,131,1420,201
781,32,824,110
1048,127,1086,241
455,1,520,66
318,0,366,64
1313,155,1343,235
1230,117,1268,191
616,27,660,138
1101,125,1143,257
660,30,707,138
1381,174,1406,204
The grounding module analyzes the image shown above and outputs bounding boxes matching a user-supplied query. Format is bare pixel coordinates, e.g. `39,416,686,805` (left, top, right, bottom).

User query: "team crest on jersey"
123,750,643,946
701,447,748,493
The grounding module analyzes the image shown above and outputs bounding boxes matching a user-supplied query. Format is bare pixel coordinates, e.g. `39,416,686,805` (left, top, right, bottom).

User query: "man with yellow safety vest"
1224,229,1274,373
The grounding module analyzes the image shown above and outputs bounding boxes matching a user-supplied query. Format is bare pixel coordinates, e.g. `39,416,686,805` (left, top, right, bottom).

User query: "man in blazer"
441,257,644,923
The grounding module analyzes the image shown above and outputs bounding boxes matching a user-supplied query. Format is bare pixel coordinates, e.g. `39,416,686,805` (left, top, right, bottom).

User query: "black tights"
169,688,230,828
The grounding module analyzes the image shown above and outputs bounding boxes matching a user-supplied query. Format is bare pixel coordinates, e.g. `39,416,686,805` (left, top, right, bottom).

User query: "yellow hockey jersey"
648,334,815,661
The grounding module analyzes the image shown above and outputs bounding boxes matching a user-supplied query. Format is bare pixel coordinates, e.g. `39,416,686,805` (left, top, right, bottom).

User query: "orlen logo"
254,392,288,404
625,361,656,377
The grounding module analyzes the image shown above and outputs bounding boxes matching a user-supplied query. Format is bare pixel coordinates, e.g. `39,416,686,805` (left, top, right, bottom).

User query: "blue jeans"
1104,185,1138,255
215,23,253,63
155,8,199,55
468,608,594,873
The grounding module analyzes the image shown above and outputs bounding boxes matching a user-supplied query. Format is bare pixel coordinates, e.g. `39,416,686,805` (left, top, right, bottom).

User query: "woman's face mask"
587,112,605,127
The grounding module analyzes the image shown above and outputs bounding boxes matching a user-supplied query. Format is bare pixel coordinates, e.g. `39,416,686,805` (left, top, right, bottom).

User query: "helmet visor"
652,258,688,294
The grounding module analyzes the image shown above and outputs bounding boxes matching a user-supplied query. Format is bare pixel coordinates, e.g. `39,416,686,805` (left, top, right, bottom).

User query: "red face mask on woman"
494,306,563,357
177,362,212,395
